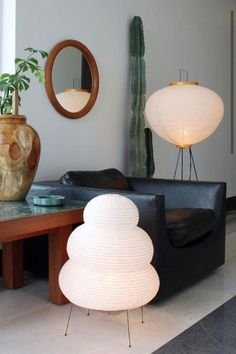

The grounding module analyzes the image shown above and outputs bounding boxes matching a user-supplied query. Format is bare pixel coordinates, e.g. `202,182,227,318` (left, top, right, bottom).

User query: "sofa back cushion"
60,168,130,191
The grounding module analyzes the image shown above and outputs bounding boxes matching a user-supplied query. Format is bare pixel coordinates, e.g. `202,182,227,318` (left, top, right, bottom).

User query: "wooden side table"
0,198,85,305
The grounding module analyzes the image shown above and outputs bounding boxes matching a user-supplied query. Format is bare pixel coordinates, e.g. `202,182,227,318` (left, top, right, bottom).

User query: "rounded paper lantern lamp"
145,82,224,147
59,194,159,311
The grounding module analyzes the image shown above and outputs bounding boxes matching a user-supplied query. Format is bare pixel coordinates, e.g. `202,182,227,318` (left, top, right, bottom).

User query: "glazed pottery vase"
0,115,41,201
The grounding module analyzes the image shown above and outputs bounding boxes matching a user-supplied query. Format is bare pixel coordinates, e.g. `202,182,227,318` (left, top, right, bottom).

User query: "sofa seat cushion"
60,168,130,191
165,208,215,247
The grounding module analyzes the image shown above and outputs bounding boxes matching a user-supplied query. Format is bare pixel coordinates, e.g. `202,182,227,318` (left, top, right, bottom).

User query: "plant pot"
0,115,40,201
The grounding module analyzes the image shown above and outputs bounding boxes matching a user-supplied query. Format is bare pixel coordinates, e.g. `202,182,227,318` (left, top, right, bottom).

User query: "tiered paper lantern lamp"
59,194,160,346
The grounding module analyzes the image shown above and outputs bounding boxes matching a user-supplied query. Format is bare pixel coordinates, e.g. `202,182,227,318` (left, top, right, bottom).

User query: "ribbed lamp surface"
59,194,159,311
145,83,224,146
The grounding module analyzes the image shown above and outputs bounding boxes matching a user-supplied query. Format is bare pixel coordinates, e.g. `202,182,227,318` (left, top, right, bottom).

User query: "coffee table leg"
2,240,24,289
48,225,71,305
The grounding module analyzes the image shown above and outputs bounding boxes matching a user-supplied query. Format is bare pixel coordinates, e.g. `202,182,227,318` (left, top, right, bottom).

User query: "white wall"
15,0,236,195
0,0,15,73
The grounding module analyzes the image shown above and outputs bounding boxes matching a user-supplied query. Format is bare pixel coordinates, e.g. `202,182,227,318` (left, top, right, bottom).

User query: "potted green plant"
0,47,48,201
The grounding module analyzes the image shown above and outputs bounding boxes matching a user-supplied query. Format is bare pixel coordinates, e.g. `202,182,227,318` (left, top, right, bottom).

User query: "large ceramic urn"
0,115,40,201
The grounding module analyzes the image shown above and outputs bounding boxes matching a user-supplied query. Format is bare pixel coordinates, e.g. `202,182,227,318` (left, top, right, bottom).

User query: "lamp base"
64,303,145,347
173,147,198,180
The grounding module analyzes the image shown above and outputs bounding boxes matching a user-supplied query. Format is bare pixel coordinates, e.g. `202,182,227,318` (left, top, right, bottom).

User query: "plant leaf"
1,96,12,114
26,58,39,73
0,73,11,82
27,58,38,65
34,68,45,83
0,82,8,92
39,50,48,59
17,75,30,91
24,47,37,54
18,61,28,72
15,58,24,64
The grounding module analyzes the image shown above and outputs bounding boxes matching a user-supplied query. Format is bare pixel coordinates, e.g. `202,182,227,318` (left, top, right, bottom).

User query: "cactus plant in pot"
0,47,48,201
129,16,155,177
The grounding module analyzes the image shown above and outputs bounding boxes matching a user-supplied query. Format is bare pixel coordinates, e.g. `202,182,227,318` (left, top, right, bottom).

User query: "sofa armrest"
29,182,171,264
127,177,226,218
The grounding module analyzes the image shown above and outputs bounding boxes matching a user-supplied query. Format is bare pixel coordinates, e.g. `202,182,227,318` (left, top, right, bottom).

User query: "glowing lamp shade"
145,82,224,147
59,194,159,311
56,89,90,112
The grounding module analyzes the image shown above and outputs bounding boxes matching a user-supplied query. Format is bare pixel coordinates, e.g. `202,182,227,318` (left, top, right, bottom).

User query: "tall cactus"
129,16,155,177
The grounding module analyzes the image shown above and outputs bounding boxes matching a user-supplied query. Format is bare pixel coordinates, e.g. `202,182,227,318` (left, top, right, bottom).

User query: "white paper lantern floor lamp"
145,71,224,180
59,194,160,347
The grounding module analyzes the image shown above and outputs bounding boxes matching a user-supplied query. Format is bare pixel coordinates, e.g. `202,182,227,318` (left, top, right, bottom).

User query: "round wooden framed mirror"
45,39,99,119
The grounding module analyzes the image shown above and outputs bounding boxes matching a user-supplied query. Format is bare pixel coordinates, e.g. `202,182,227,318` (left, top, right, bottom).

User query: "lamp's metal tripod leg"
65,303,73,336
174,148,182,179
126,310,132,348
175,146,198,181
174,147,184,179
189,147,192,180
141,307,144,324
189,147,198,180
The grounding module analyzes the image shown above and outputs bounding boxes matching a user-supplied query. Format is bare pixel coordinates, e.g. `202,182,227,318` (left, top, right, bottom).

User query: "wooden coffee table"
0,197,85,305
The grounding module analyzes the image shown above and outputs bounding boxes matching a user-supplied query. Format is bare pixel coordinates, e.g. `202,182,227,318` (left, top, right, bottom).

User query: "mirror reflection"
52,46,92,112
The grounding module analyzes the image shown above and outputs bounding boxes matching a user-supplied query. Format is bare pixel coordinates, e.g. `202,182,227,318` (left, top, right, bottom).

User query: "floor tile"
152,296,236,354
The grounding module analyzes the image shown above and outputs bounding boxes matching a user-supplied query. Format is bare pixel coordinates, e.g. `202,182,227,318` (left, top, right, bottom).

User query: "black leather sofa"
27,169,226,301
